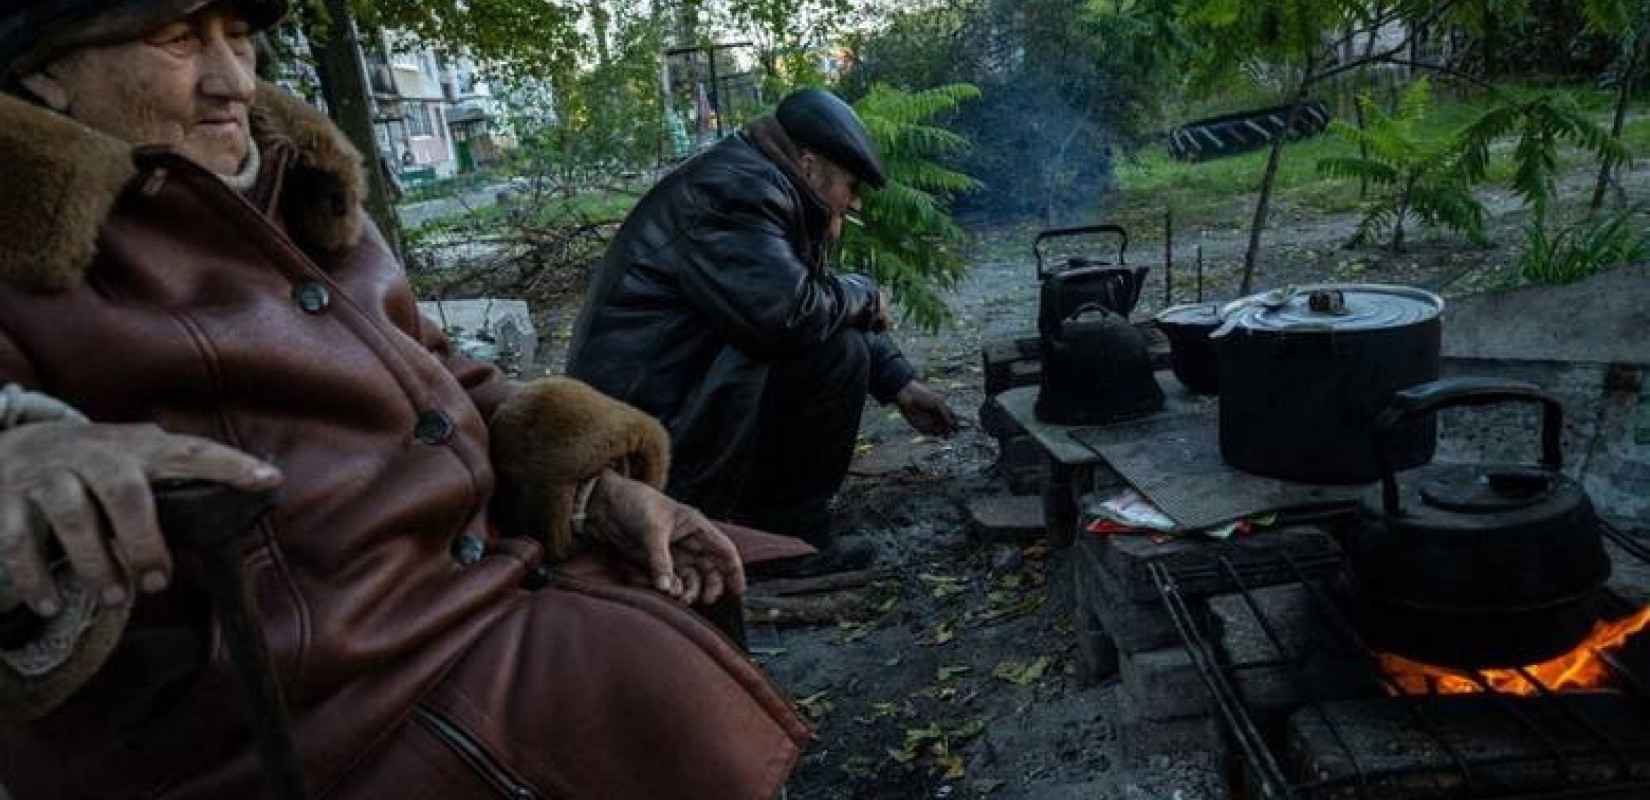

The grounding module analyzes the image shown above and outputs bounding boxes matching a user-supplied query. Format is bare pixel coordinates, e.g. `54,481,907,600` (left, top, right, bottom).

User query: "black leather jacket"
567,125,915,514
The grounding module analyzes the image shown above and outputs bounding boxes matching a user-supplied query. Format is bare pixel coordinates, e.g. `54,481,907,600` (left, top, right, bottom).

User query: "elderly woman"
0,1,807,798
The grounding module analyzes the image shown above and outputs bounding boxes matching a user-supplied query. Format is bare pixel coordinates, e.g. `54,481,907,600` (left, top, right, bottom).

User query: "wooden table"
994,374,1205,545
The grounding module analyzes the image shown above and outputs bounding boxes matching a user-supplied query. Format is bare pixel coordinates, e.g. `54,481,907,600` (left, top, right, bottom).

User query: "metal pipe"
1164,209,1173,308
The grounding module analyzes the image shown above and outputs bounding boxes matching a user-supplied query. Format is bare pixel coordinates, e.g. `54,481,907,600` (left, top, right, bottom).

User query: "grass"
406,189,638,238
1112,81,1640,235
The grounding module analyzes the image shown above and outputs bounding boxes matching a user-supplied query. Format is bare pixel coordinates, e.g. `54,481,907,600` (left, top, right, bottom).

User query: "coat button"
451,534,485,566
292,281,331,313
414,410,454,445
521,564,553,590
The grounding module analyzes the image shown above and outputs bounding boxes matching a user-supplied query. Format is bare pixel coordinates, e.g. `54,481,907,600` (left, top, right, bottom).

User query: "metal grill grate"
1154,521,1650,800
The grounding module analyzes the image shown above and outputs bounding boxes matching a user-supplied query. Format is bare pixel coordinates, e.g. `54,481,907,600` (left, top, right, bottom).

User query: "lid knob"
1308,289,1347,315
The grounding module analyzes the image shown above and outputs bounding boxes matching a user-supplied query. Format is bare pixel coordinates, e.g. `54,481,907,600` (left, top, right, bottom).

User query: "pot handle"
1035,224,1129,280
1374,377,1564,516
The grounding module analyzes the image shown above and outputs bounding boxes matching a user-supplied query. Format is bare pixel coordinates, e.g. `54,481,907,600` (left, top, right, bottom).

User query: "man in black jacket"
568,88,956,570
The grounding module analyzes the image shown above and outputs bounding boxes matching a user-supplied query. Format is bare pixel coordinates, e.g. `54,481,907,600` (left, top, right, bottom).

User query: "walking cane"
154,480,308,800
0,481,306,800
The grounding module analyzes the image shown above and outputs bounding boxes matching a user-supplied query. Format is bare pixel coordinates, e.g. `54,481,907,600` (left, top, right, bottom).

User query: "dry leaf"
993,655,1050,685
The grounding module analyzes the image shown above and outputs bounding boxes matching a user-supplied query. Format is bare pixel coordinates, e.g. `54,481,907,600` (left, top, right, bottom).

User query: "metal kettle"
1034,303,1164,426
1034,224,1146,339
1344,377,1611,670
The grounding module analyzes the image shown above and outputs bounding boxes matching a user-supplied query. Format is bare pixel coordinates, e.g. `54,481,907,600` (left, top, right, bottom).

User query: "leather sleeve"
866,332,917,404
674,170,880,359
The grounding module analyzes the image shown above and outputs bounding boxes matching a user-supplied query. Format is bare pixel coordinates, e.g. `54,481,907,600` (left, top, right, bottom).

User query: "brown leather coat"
0,85,806,798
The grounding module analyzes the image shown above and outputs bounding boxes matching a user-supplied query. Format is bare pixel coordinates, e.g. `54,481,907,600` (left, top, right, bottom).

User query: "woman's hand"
0,422,280,616
582,470,745,606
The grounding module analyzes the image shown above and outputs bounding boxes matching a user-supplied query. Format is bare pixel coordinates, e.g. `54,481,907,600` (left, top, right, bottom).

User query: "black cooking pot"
1035,304,1164,425
1154,302,1222,395
1345,378,1612,670
1214,284,1442,484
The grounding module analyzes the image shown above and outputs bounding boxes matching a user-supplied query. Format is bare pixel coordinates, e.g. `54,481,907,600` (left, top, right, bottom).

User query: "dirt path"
758,156,1650,800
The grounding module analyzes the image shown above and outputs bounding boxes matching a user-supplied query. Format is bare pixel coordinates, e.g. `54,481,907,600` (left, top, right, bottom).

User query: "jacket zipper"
411,702,539,799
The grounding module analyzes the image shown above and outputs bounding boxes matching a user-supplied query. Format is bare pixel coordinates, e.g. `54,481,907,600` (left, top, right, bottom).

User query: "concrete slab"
1443,265,1650,366
417,298,537,373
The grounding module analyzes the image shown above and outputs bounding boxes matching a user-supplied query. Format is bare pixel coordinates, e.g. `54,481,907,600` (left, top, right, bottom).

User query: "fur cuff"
490,378,670,559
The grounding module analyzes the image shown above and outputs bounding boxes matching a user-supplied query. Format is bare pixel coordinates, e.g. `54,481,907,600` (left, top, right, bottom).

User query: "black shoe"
755,539,876,580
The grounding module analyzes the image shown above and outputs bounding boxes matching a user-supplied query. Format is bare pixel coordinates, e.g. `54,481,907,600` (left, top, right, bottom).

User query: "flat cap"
1,0,287,87
776,87,888,189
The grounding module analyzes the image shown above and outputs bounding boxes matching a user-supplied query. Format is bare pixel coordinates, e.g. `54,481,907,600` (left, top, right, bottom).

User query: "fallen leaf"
937,751,967,779
921,620,956,646
795,690,834,720
918,573,966,600
887,747,918,765
950,719,987,742
838,620,876,643
993,655,1050,685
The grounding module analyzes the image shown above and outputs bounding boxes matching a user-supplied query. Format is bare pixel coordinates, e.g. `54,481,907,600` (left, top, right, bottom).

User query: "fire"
1378,606,1650,696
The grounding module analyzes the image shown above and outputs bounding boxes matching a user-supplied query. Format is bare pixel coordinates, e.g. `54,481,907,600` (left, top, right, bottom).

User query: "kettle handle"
1034,224,1129,280
1373,377,1564,516
1061,301,1122,325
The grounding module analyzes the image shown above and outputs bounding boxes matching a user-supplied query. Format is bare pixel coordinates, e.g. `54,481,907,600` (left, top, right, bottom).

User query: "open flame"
1378,606,1650,696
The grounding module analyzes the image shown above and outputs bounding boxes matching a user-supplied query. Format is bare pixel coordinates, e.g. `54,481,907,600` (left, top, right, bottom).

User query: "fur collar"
0,81,365,292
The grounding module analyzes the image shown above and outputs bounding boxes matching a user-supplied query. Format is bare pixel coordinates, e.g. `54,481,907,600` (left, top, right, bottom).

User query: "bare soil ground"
747,160,1650,800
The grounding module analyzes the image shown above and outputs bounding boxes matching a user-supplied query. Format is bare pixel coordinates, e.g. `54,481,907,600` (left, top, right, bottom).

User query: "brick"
967,494,1046,542
1119,646,1210,722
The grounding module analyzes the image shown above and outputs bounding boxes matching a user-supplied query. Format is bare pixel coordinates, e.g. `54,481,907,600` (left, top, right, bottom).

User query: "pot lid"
1217,283,1443,334
1155,302,1222,327
1418,467,1558,514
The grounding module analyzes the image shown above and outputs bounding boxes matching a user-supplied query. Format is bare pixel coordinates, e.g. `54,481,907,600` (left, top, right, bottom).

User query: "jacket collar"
743,116,832,233
0,81,364,293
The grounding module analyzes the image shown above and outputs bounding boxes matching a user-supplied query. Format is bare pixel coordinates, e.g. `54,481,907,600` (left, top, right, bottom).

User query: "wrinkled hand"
0,422,280,617
895,381,960,437
583,470,745,606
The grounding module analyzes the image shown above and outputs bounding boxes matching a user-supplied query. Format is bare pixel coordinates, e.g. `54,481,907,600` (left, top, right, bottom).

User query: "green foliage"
301,0,582,83
836,84,983,332
1455,90,1630,224
509,0,672,179
1316,79,1486,250
1518,209,1650,285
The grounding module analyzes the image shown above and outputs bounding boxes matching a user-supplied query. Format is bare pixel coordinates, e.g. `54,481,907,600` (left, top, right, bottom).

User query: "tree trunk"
1239,78,1313,295
308,0,405,263
1591,32,1644,216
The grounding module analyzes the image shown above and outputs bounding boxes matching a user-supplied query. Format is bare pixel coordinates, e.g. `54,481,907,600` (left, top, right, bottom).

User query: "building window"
406,104,434,137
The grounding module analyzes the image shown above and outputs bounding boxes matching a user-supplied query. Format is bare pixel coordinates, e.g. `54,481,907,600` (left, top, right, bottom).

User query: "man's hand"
894,381,959,437
0,422,281,618
583,471,745,606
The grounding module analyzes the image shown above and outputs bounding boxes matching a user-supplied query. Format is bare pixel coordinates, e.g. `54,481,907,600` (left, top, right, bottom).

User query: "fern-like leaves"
836,83,983,332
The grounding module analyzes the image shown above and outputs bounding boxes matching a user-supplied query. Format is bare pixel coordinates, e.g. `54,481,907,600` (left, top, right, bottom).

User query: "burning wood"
1377,606,1650,696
